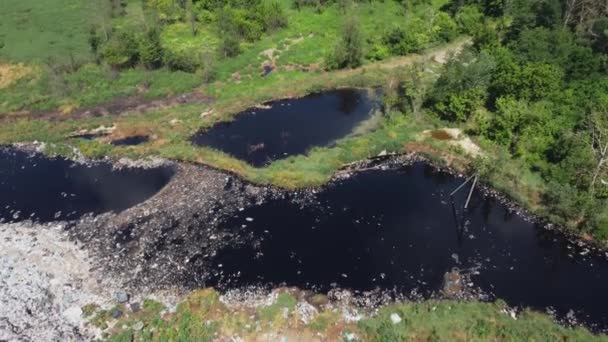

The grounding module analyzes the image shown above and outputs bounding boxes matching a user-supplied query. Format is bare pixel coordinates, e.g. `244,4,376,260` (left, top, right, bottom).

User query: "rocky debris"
0,223,116,341
201,109,214,118
67,125,116,139
114,291,130,303
132,321,144,331
110,307,123,319
130,302,141,313
441,268,465,298
68,162,287,292
344,332,358,341
296,302,318,324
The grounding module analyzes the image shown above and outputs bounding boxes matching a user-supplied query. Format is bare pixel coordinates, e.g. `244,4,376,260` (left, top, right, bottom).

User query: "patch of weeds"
142,298,165,314
259,292,297,323
76,139,113,159
90,309,111,329
310,311,339,332
81,303,99,318
107,329,134,342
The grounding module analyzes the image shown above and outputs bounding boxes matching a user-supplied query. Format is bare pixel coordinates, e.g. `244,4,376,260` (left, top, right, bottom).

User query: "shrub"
433,12,459,42
100,31,139,69
138,28,164,69
366,42,390,61
217,6,263,42
163,49,200,72
434,87,486,122
383,19,430,56
259,1,288,32
219,34,241,58
325,15,363,70
455,5,484,35
146,0,183,22
198,51,216,83
292,0,322,11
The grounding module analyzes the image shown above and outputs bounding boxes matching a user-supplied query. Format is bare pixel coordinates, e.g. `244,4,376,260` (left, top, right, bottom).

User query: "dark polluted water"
191,88,380,167
206,163,608,331
0,149,174,223
111,135,150,146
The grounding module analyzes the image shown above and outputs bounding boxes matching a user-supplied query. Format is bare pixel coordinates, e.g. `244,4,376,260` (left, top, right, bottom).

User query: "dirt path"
337,37,471,77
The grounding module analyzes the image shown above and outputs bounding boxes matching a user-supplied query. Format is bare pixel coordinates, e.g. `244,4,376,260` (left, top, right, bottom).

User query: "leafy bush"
366,42,390,61
259,1,288,32
138,28,164,69
383,19,430,55
146,0,183,22
455,5,484,35
434,87,485,122
325,15,363,70
292,0,322,11
217,6,263,42
100,31,139,69
163,49,200,72
432,12,459,42
219,34,241,58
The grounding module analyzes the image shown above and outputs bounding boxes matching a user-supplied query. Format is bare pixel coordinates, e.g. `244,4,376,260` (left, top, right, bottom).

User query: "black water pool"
209,163,608,331
111,135,150,146
191,89,379,167
0,149,173,223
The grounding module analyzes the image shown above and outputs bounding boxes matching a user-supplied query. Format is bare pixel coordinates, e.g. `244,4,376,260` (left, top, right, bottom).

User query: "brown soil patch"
105,126,154,142
403,142,469,171
430,129,453,141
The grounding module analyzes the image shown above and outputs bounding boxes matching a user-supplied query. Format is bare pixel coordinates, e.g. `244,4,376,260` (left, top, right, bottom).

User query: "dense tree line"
421,0,608,237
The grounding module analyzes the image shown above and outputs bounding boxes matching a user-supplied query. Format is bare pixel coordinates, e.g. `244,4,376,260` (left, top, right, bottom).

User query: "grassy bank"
0,39,467,187
90,288,606,341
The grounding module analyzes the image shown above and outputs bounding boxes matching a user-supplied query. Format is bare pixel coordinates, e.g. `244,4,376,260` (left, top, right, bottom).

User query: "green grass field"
0,0,97,62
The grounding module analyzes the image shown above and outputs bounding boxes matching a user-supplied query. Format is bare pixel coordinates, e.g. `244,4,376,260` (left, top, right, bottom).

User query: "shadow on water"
0,148,174,223
191,89,380,167
206,163,608,331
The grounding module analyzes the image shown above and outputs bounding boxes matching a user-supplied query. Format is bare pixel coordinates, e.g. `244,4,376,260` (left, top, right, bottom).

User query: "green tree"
259,1,288,32
139,28,164,69
100,31,139,68
455,5,484,35
383,19,431,56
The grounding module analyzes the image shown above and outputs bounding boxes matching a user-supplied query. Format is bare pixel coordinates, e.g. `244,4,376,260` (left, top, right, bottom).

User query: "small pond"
0,148,173,223
205,163,608,331
191,89,380,167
